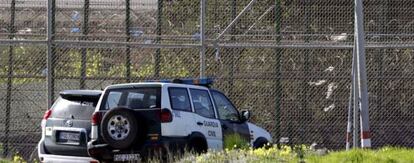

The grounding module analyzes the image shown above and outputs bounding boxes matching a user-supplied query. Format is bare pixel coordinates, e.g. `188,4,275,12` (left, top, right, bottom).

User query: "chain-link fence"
1,0,414,160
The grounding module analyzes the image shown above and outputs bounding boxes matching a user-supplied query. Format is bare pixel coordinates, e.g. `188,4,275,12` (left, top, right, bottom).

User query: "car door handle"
222,124,228,129
197,122,203,126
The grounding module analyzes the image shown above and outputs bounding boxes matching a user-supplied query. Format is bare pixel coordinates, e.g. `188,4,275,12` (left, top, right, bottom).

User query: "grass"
223,134,250,150
0,160,10,163
2,146,413,163
179,146,414,163
0,152,30,163
307,147,414,163
179,145,308,163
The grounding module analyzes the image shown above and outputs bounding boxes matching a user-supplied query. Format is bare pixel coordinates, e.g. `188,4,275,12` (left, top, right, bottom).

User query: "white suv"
87,79,272,162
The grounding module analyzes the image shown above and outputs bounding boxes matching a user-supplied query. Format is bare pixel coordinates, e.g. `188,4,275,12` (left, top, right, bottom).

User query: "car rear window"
50,97,97,120
102,87,161,110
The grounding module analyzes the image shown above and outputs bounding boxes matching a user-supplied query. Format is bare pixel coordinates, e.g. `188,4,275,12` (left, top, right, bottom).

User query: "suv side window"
190,89,215,119
211,91,240,121
169,88,192,111
126,92,145,109
102,87,161,110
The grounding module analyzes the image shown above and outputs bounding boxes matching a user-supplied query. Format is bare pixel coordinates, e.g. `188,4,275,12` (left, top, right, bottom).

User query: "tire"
189,137,207,154
253,137,268,149
100,107,144,149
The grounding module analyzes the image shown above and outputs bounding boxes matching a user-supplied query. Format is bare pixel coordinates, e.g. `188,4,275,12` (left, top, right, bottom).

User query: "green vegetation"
223,133,250,150
0,155,30,163
0,150,38,163
0,153,25,163
180,146,414,163
0,47,192,85
181,145,308,163
2,146,413,163
307,147,414,163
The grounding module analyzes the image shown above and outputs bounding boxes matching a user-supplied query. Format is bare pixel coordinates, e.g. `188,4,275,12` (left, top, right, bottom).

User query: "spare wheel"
100,107,144,149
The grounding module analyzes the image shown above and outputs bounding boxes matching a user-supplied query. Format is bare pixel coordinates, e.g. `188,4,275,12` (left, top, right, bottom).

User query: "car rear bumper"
87,136,188,161
39,153,99,163
38,140,98,163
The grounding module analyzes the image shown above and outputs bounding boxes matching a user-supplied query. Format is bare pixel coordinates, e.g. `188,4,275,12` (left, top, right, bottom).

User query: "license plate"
114,153,141,162
58,132,80,142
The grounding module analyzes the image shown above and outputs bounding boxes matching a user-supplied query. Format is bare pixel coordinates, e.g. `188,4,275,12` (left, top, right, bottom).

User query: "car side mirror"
241,110,251,122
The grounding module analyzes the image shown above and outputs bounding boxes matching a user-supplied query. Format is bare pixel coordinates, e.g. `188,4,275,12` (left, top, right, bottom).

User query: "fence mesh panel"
1,0,414,160
0,44,46,160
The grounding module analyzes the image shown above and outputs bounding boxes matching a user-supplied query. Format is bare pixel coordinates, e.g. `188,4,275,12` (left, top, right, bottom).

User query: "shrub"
223,134,250,150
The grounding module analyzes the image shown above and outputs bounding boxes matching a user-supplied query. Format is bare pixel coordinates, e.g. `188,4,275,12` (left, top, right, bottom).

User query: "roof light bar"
147,78,214,87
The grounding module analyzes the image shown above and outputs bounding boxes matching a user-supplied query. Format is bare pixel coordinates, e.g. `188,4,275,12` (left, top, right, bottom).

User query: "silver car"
38,90,101,163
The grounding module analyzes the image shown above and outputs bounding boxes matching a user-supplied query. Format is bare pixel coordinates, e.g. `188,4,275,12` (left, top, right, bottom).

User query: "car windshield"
102,87,161,110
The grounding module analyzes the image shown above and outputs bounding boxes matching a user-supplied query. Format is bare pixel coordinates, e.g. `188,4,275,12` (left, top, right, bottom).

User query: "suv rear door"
93,86,162,149
43,90,101,156
162,87,194,137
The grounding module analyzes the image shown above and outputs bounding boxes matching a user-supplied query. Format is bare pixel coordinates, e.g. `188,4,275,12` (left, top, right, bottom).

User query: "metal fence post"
376,0,388,135
47,0,56,108
3,0,16,158
274,0,282,145
354,0,371,148
300,0,311,144
347,49,355,150
228,0,236,96
155,0,163,78
80,0,89,89
200,0,206,78
352,40,359,148
346,85,353,150
125,0,131,82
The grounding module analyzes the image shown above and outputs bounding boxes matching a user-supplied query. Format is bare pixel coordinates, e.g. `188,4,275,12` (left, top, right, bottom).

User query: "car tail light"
91,112,100,125
43,109,52,120
160,109,172,123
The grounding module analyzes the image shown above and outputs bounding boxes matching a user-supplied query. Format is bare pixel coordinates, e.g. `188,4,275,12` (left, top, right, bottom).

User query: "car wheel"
253,137,268,149
101,107,143,149
189,137,207,154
